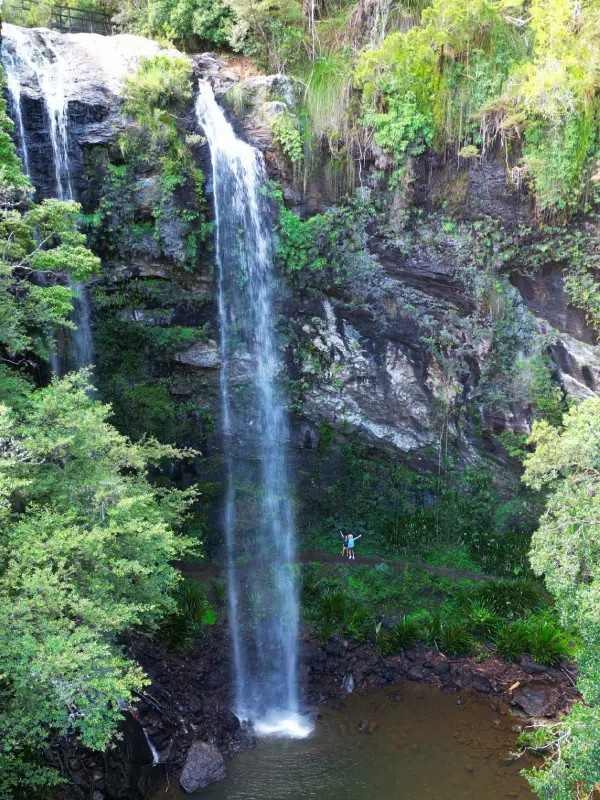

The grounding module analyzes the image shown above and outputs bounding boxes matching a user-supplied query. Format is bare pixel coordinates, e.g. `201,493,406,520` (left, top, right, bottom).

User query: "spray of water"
195,82,310,738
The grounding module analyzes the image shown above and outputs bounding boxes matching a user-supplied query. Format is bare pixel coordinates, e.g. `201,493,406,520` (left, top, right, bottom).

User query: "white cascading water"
195,82,310,738
3,47,30,175
2,24,93,373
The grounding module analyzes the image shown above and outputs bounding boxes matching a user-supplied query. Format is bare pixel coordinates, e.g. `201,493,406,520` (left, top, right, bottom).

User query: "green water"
160,684,537,799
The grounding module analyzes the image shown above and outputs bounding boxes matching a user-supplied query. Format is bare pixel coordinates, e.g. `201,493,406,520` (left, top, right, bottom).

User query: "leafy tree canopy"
522,398,600,799
0,371,197,793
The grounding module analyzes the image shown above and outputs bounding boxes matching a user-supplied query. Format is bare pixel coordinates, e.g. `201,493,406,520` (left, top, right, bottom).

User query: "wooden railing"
3,0,119,35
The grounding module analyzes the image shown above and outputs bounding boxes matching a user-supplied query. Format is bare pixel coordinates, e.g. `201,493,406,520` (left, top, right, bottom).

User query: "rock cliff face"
187,55,600,480
2,23,176,198
3,27,600,493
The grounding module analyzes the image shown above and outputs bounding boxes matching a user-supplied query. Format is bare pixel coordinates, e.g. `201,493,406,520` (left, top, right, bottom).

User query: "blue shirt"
348,537,355,547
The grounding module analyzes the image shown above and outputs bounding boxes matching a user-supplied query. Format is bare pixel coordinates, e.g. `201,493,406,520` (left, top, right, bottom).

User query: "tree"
227,0,305,73
0,371,197,792
0,67,99,366
0,62,199,793
522,398,600,799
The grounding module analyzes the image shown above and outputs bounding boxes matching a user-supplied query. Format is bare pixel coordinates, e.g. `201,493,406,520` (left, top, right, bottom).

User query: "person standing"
347,534,361,560
340,531,349,557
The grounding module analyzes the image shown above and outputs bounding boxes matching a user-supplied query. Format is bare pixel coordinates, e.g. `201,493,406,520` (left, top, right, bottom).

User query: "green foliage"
379,616,420,655
273,187,385,310
351,0,600,214
89,56,208,272
301,443,537,576
93,315,210,443
227,0,305,73
465,600,500,639
521,398,600,798
355,0,524,175
161,580,216,649
564,264,600,336
472,578,544,618
0,194,100,361
0,371,197,792
528,619,571,665
271,111,304,162
493,620,529,662
439,622,474,656
122,56,193,119
212,576,227,605
141,0,233,46
316,585,348,624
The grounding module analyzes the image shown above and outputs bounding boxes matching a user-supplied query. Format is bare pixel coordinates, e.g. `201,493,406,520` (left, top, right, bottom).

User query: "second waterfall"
196,82,308,736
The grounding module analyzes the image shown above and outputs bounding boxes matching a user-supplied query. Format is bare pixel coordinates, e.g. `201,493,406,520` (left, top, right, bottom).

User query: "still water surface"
162,684,536,800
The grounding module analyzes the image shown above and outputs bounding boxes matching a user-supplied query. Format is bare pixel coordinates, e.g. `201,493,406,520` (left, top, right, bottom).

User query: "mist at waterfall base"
196,82,311,739
2,24,94,375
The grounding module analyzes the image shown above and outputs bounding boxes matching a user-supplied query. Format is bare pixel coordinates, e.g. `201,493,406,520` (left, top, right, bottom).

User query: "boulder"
512,686,562,718
472,674,492,694
407,666,424,681
179,741,226,794
175,340,220,368
521,660,549,675
433,660,451,675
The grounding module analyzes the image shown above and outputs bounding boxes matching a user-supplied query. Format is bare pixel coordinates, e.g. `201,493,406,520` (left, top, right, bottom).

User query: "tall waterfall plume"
195,82,309,737
2,24,92,373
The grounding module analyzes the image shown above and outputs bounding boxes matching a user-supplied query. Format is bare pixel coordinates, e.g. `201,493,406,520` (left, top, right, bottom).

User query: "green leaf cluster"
0,370,198,791
271,111,304,162
521,398,600,798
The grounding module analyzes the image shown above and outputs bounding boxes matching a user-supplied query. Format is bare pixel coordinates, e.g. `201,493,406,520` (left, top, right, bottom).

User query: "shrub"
440,623,473,656
493,621,529,662
300,565,326,605
473,578,544,617
162,580,216,649
342,605,373,642
466,600,500,640
390,616,420,652
271,112,304,162
425,612,444,646
316,586,348,624
527,620,571,665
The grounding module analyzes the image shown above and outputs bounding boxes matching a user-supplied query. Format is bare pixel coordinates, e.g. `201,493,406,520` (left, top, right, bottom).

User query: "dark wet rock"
440,682,459,693
217,709,241,734
407,667,424,681
326,641,344,657
521,660,550,675
512,686,562,718
433,660,451,675
472,675,492,694
179,740,226,793
405,650,418,663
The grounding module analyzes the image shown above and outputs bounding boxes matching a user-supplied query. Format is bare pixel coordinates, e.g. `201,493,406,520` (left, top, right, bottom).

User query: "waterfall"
195,82,309,738
3,48,30,175
2,24,92,373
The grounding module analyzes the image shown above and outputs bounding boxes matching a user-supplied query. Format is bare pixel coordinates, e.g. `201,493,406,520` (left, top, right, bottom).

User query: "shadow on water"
155,684,538,800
